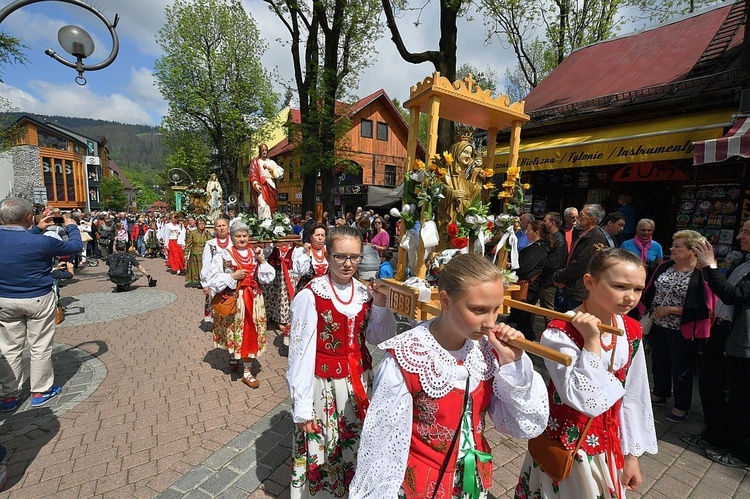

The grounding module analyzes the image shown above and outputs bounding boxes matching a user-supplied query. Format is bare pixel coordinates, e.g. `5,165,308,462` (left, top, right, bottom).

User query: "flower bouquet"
241,212,293,241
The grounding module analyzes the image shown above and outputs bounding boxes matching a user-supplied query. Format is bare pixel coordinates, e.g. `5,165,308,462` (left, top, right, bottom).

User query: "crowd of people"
2,193,750,496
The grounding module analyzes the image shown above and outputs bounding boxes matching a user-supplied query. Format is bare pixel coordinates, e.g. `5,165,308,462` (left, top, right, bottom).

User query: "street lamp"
0,0,120,85
167,168,194,212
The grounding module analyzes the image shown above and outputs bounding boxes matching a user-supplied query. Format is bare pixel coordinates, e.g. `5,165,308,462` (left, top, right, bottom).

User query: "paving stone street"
0,260,748,498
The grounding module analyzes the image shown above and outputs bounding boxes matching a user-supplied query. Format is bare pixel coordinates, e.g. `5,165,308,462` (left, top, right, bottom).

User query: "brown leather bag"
55,305,64,325
211,289,238,316
527,417,594,481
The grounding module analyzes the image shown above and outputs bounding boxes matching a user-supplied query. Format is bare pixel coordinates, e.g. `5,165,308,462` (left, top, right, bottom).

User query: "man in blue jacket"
0,198,82,412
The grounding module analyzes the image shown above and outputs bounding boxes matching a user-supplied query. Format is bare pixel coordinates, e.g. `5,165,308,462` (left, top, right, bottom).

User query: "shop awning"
367,184,403,207
493,110,733,172
693,116,750,165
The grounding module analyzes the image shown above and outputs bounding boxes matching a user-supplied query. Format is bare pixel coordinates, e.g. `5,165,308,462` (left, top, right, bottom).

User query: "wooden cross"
463,73,476,92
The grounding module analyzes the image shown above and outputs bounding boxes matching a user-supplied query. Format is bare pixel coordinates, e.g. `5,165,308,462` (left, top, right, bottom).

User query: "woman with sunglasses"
367,217,390,256
287,225,397,498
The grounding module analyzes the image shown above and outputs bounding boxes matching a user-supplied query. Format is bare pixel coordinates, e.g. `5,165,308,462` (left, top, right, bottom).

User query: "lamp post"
0,0,119,85
167,168,194,212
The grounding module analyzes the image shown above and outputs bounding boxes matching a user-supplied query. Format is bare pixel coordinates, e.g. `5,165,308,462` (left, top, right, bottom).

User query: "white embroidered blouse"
349,321,549,498
286,276,397,423
541,314,658,457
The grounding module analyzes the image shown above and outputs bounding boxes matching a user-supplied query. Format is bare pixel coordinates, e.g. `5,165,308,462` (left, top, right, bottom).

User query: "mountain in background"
5,113,165,192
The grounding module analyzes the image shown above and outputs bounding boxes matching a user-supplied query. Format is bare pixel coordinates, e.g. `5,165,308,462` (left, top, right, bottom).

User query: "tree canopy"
264,0,383,214
154,0,277,197
100,176,129,212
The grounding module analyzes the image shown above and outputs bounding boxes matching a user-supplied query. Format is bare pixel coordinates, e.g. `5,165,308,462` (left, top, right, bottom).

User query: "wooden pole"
504,298,624,336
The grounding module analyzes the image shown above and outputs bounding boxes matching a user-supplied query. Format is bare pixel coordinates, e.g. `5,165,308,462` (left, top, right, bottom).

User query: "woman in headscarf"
621,218,664,278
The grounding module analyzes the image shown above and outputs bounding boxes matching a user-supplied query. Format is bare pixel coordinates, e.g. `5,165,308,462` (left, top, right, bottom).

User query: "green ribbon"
458,403,492,499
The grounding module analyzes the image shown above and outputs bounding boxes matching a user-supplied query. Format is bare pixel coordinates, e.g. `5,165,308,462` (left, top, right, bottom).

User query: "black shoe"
681,432,712,449
706,448,749,469
116,285,124,292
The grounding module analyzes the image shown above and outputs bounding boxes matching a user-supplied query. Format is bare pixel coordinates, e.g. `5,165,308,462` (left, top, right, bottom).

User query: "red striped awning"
693,116,750,165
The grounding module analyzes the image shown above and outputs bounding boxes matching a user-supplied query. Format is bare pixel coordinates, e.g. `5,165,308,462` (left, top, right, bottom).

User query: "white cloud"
127,67,168,118
0,81,156,125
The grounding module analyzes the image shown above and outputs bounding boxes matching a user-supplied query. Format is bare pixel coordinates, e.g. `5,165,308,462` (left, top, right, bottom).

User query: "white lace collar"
379,320,497,398
309,275,369,306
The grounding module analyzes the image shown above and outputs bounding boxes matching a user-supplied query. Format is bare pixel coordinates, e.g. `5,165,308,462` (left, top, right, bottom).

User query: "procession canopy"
403,72,530,132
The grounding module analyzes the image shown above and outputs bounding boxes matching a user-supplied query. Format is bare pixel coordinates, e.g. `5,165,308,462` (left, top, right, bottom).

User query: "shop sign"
295,192,303,200
340,184,366,195
612,162,689,182
278,192,288,201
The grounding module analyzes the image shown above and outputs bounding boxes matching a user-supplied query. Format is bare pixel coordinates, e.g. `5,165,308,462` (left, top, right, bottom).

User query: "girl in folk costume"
206,221,274,387
201,218,232,324
515,248,658,499
144,222,161,258
350,253,548,499
262,240,297,346
184,218,211,286
287,225,397,498
164,214,187,275
292,222,328,293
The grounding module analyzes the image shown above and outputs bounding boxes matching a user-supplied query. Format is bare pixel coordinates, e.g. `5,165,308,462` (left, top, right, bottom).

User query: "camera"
53,216,64,224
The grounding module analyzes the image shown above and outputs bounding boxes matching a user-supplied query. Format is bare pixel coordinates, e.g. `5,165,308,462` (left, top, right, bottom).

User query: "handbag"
211,288,238,316
80,231,93,243
529,329,617,481
55,304,64,325
639,311,653,336
527,417,594,482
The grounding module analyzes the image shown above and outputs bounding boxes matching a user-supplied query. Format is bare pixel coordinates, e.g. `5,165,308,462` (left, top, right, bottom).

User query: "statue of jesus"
248,143,284,219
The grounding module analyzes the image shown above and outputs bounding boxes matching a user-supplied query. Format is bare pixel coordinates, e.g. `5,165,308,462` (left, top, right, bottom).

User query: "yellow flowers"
497,191,511,199
412,159,425,171
483,168,495,177
522,183,531,190
428,161,437,172
437,167,447,177
507,166,520,176
483,182,495,190
442,151,453,165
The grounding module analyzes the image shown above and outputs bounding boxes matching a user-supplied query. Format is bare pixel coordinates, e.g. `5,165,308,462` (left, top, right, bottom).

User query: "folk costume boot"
240,365,259,389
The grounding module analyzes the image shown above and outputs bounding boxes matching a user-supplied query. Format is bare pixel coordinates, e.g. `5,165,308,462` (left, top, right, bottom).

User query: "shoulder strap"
431,376,470,499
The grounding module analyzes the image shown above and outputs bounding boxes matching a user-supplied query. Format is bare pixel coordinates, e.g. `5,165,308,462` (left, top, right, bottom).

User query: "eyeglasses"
331,254,363,264
374,221,382,225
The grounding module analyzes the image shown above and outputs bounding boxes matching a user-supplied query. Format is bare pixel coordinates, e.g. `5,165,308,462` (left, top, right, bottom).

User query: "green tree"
630,0,720,23
264,0,383,215
457,63,501,97
382,0,473,151
100,176,129,212
154,0,277,198
0,32,27,81
482,0,626,92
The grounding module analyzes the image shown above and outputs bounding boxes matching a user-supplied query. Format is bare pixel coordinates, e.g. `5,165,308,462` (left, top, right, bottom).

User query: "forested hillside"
5,113,166,207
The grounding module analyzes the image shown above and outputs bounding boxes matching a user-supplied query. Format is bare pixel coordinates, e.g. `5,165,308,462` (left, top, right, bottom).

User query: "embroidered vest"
393,357,493,498
545,317,641,459
310,285,372,379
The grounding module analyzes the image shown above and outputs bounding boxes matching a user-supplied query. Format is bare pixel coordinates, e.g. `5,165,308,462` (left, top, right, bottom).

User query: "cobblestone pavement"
0,258,748,498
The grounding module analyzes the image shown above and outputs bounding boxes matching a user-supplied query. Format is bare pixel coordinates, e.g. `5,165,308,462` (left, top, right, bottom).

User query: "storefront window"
38,131,68,151
42,156,80,203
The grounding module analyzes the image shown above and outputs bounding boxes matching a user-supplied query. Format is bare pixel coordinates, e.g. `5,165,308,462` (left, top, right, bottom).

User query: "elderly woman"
638,230,714,423
206,221,276,388
622,218,664,276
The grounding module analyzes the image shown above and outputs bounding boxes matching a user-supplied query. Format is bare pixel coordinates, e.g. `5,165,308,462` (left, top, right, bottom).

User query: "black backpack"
108,253,131,279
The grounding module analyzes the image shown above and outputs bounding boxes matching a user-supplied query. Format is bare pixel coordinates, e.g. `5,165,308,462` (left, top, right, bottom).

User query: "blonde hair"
437,254,503,296
672,229,707,249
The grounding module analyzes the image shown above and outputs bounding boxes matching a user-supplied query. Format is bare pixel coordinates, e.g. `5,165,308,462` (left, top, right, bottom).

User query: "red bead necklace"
216,236,230,249
232,247,253,267
582,301,616,352
328,275,354,305
311,246,326,264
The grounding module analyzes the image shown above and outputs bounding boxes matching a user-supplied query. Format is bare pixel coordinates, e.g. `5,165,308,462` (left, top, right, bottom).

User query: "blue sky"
0,0,666,126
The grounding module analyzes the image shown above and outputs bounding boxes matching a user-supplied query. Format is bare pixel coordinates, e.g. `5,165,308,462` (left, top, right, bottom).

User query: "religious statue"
437,139,484,247
206,173,223,222
248,143,285,220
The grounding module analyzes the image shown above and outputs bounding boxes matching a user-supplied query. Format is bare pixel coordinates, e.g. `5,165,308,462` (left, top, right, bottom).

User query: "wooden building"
267,89,424,216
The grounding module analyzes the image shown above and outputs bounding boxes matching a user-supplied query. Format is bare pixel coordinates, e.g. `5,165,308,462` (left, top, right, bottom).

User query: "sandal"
680,432,711,449
650,394,667,406
706,448,749,469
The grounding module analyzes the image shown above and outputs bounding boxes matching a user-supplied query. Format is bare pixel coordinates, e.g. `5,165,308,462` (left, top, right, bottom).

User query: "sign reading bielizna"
493,110,734,172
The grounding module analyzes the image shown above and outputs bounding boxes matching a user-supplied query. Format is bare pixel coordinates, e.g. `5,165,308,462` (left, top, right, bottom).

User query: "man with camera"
0,198,82,411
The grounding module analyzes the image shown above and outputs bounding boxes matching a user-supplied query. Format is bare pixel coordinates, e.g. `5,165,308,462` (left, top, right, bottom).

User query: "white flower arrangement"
241,212,293,240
